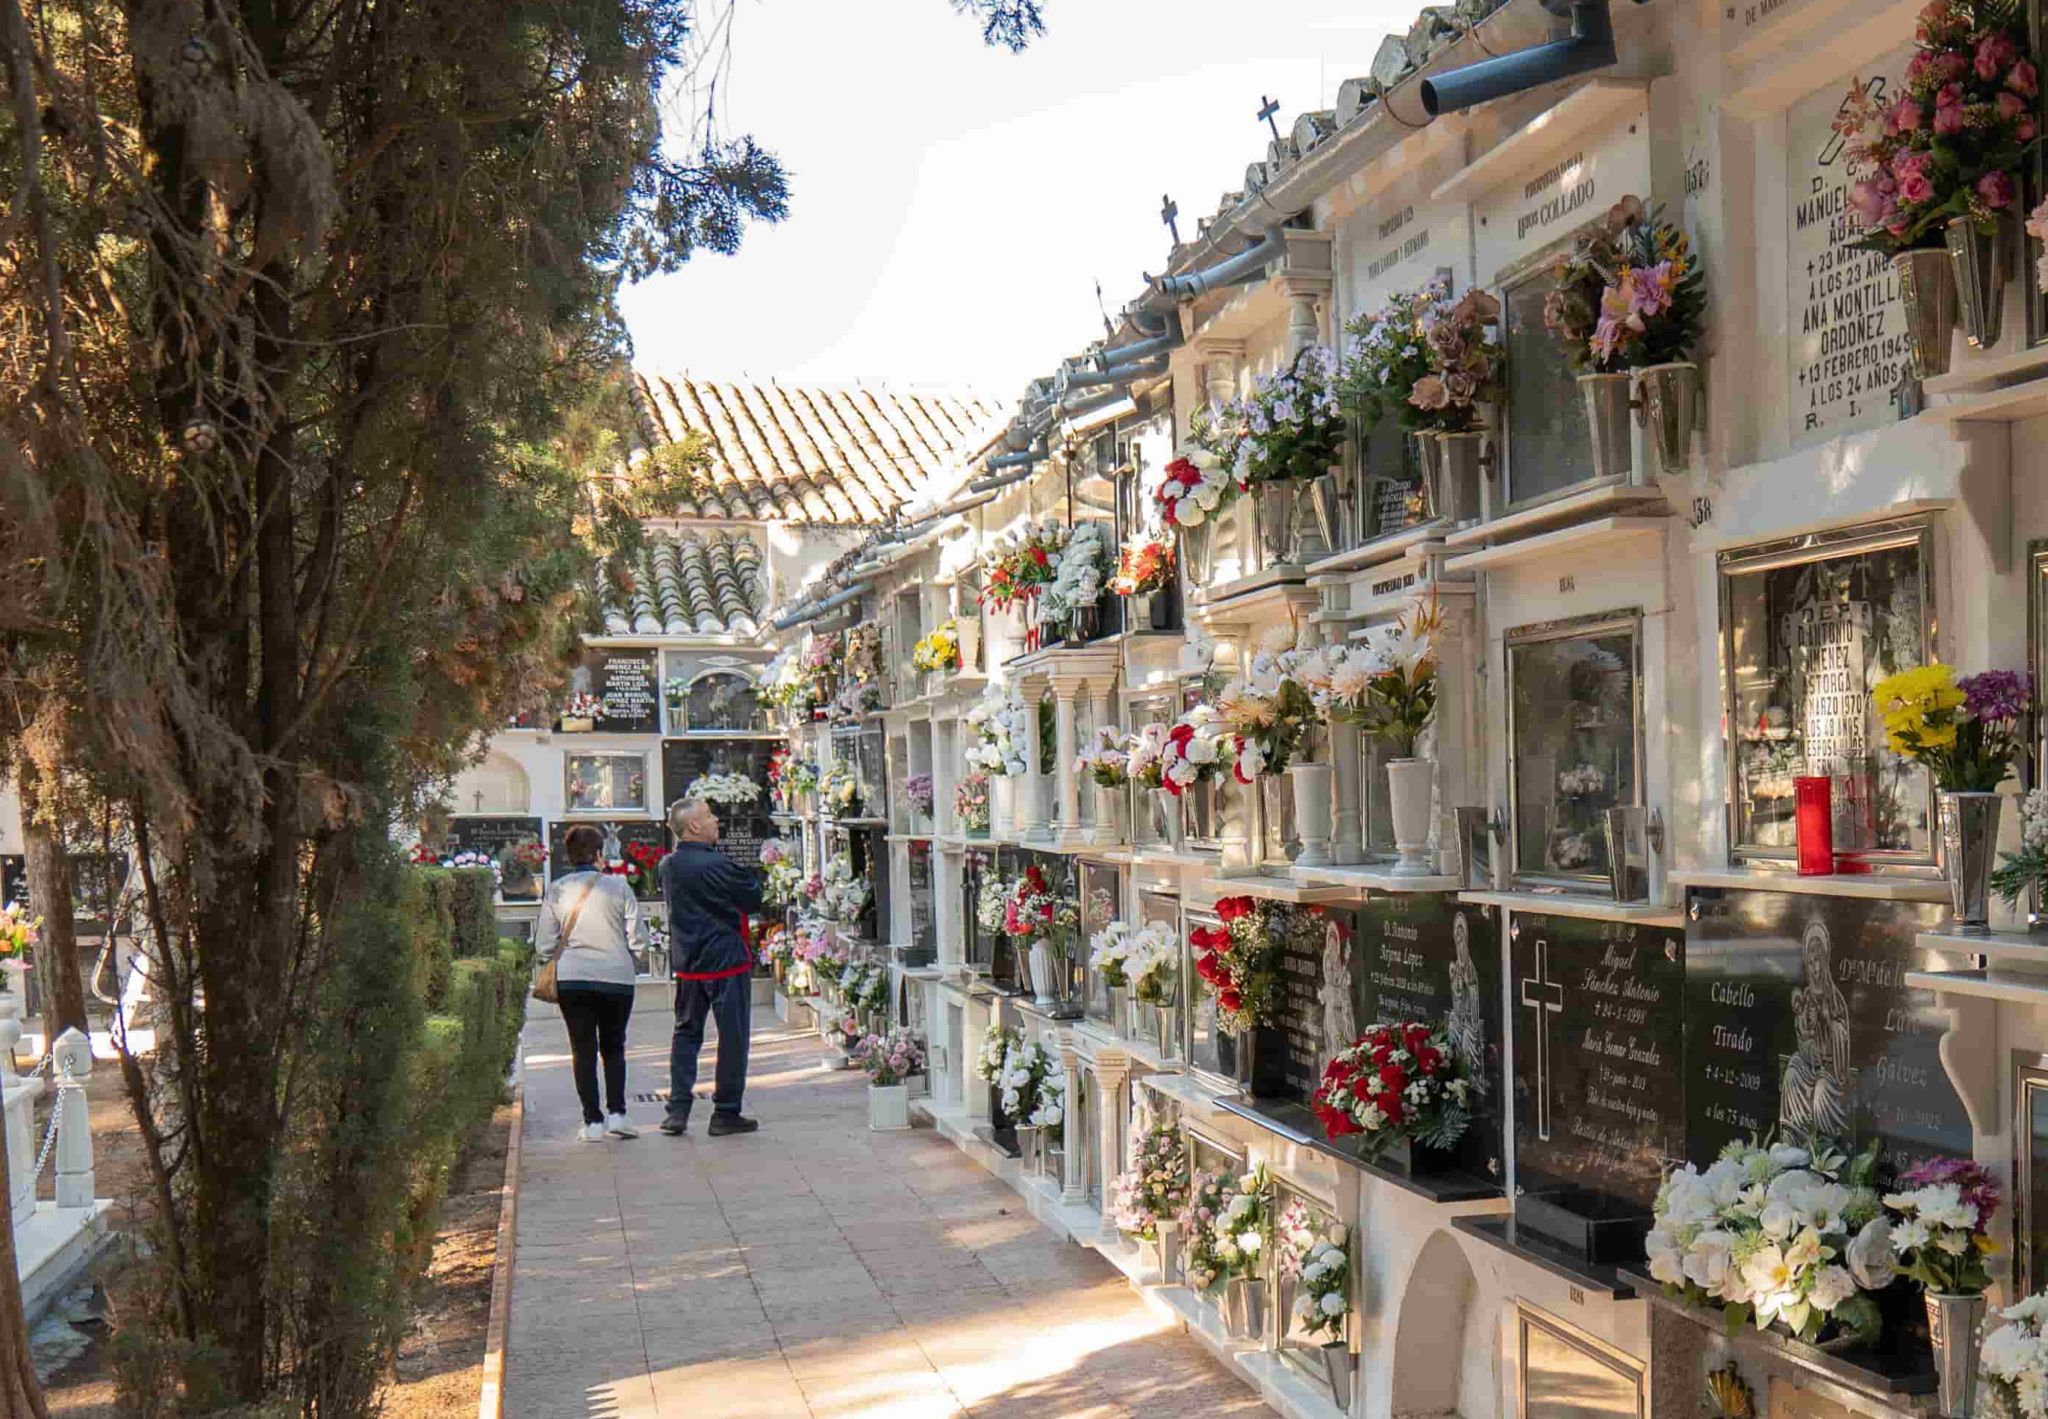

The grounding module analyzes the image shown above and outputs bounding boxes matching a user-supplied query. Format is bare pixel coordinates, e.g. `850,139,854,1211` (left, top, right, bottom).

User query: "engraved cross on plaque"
1520,939,1566,1141
1160,193,1180,245
1257,95,1282,142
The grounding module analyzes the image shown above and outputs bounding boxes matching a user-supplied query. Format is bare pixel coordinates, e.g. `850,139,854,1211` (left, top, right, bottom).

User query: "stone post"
1325,611,1366,863
1050,676,1083,847
52,1028,93,1210
1057,1035,1088,1206
931,714,958,839
1093,1051,1132,1244
1021,676,1051,841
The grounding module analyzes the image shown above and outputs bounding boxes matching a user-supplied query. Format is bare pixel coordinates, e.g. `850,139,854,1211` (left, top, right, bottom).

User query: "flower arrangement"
1000,865,1079,948
502,839,548,873
663,676,689,709
1041,521,1112,632
1106,1122,1190,1242
1111,532,1175,596
1873,663,2034,790
1191,897,1279,1033
1995,786,2048,904
1128,925,1178,1006
1558,764,1608,797
1544,196,1708,373
796,924,845,990
1299,601,1440,756
903,773,935,818
819,763,865,816
1073,725,1131,789
1411,287,1504,431
977,1024,1063,1126
976,1021,1018,1086
1088,920,1138,987
1339,281,1444,432
854,1028,926,1087
0,902,38,966
760,647,811,714
772,754,820,805
979,517,1069,613
1159,704,1230,797
1311,1021,1473,1159
844,621,885,710
956,770,992,831
1228,345,1346,486
1839,0,2037,252
1184,1166,1271,1292
911,619,963,674
685,773,762,807
1644,1137,1891,1345
1125,722,1170,790
820,854,870,926
1153,447,1243,529
1884,1156,2000,1294
406,841,440,865
560,691,604,723
1277,1201,1352,1342
761,840,805,910
841,958,891,1016
965,687,1031,778
1981,1291,2048,1417
602,840,664,896
1211,632,1320,783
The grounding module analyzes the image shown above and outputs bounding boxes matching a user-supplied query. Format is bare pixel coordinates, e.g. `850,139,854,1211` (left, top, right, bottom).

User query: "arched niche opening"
683,670,765,733
450,752,531,815
1391,1228,1487,1419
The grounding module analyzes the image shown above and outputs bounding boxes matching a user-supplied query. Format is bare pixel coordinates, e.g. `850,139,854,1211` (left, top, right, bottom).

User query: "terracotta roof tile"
602,528,767,637
632,374,1004,526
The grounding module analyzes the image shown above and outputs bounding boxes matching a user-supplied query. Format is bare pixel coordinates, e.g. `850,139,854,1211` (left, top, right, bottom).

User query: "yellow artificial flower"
1872,664,1965,754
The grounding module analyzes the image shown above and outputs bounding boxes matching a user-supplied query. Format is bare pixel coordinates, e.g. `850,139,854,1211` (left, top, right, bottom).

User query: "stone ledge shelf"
1916,926,2048,962
1440,516,1667,576
1289,864,1462,894
1218,1095,1506,1210
1200,874,1357,906
1440,480,1668,552
1672,867,1951,903
1458,890,1684,928
1430,79,1654,206
1303,522,1447,577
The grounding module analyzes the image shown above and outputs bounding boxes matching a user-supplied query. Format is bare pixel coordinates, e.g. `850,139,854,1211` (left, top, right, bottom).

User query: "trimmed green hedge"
446,867,499,959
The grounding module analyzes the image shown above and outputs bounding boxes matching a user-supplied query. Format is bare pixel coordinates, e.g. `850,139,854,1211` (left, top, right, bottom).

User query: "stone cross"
1159,193,1180,245
1519,939,1565,1142
1257,95,1282,142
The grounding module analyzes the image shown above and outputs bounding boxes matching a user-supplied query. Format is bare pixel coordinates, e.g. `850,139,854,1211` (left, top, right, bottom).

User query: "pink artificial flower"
1933,82,1967,134
1934,51,1970,83
2010,59,2040,98
1979,170,2017,208
1850,177,1897,226
1891,97,1925,132
2023,117,2040,142
1978,32,2019,80
1894,149,1933,181
1999,89,2028,119
1629,261,1677,320
1899,168,1937,205
1906,50,1933,84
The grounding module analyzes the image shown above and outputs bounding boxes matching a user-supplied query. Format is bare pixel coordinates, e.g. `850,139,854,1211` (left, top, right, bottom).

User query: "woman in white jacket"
535,824,644,1141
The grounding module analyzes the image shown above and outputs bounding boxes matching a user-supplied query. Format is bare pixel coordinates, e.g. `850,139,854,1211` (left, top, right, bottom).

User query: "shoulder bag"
533,876,598,1005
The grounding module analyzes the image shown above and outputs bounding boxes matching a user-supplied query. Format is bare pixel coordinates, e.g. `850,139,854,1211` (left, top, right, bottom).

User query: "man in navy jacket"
658,799,764,1136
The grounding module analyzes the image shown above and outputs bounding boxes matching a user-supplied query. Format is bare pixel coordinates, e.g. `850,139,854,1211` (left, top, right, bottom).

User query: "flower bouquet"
685,772,763,807
911,619,962,675
1074,726,1131,789
1884,1156,2000,1294
979,1027,1063,1129
1980,1290,2048,1418
1340,282,1444,432
1231,345,1346,486
1107,1122,1190,1244
965,687,1031,778
820,855,871,927
1126,924,1177,1008
855,1028,926,1087
1840,0,2036,355
1191,897,1278,1035
1153,449,1243,530
1408,287,1504,431
1187,1166,1272,1335
559,691,604,729
979,517,1068,616
1088,920,1139,988
903,772,935,819
1041,521,1112,639
1644,1136,1892,1346
0,902,38,976
603,841,664,898
1277,1200,1352,1343
1159,704,1230,797
1311,1021,1473,1163
1126,722,1170,791
1300,602,1441,870
1993,786,2048,905
1111,532,1175,597
1211,636,1319,784
761,841,804,911
956,770,992,833
1180,1172,1240,1293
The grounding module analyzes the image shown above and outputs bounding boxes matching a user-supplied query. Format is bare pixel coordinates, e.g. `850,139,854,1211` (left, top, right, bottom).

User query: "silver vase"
1179,520,1215,584
1307,464,1353,553
1633,361,1700,475
1431,431,1487,526
1158,1220,1183,1284
1254,481,1303,567
1945,214,2008,350
1108,982,1131,1036
1321,1344,1356,1409
1939,791,2003,933
1151,787,1184,850
1925,1290,1985,1419
1894,247,1959,378
1578,372,1635,483
1223,1275,1266,1340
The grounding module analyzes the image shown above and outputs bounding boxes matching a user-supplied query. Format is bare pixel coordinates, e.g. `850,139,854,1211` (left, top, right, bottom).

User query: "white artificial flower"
1846,1217,1897,1291
1758,1200,1797,1242
1809,1265,1857,1313
1769,1144,1811,1171
1186,735,1219,766
1680,1229,1735,1295
1645,1230,1684,1287
1891,1218,1934,1255
1319,1292,1346,1317
1239,1231,1262,1255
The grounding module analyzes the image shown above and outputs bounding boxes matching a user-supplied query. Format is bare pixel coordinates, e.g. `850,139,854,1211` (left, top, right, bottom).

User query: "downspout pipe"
1095,329,1181,369
771,579,873,632
986,439,1049,470
1149,226,1285,302
968,466,1035,495
1418,0,1633,116
1064,357,1168,389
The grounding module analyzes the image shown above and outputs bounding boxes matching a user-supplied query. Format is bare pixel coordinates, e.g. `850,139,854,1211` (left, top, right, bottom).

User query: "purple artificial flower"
1902,1155,2002,1224
1959,669,2034,723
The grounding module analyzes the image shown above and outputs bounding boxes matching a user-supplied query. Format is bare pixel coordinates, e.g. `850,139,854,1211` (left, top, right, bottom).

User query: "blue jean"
668,973,751,1121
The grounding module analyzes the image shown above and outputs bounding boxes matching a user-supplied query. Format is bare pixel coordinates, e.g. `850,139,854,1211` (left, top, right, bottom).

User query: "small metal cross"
1159,193,1180,245
1257,95,1282,141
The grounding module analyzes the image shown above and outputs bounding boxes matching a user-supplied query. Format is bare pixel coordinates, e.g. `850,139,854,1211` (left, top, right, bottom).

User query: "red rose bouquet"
1111,532,1175,595
1311,1021,1473,1160
1191,896,1278,1033
604,840,665,897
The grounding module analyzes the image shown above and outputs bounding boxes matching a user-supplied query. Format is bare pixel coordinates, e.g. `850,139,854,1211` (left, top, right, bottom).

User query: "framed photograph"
565,752,648,815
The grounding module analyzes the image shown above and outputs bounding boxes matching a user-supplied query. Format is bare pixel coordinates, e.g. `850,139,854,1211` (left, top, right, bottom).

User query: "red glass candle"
1795,776,1834,876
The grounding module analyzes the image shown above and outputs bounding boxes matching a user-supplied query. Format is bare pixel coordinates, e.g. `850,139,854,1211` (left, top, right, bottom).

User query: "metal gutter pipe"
1096,329,1182,369
771,579,873,632
1065,357,1168,389
1149,226,1284,302
967,466,1035,495
1419,0,1631,115
986,439,1049,470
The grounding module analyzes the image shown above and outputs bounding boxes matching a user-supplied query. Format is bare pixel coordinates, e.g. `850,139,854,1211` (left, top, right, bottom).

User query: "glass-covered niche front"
907,840,935,956
1272,1181,1349,1383
1507,613,1642,887
1184,906,1226,1082
1721,520,1933,863
1501,265,1595,509
1136,889,1181,1061
565,752,648,815
1079,860,1122,1023
1129,689,1176,847
1354,413,1428,546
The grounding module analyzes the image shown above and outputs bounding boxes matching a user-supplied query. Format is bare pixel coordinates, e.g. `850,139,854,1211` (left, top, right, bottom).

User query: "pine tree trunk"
17,763,88,1042
0,1128,50,1419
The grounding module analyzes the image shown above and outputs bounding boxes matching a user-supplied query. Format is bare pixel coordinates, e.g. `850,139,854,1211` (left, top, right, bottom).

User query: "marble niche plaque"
1683,888,1970,1174
1350,894,1504,1180
546,818,666,899
1512,914,1686,1257
446,815,546,900
660,738,781,869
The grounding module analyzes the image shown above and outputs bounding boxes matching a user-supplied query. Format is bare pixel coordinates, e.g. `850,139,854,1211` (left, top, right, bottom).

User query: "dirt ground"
31,1045,515,1418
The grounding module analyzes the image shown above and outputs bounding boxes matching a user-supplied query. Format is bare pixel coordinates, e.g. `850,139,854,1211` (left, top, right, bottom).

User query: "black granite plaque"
547,818,666,900
447,815,547,901
1351,895,1504,1180
1512,913,1686,1211
909,841,935,955
660,738,781,869
1683,888,1970,1176
590,649,659,733
1271,903,1328,1104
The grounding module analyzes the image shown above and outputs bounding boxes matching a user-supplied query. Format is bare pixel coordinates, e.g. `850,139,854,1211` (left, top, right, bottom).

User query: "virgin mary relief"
1780,920,1853,1138
1448,911,1486,1094
1320,920,1357,1064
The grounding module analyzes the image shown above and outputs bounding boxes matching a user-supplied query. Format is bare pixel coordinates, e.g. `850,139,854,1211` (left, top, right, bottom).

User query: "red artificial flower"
1218,988,1243,1013
1031,547,1049,567
1216,896,1253,923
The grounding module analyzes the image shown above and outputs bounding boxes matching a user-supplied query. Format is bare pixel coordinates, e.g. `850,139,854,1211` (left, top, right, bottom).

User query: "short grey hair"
668,797,713,837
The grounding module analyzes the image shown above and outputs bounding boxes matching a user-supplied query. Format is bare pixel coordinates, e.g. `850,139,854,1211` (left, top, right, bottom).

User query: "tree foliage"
953,0,1048,51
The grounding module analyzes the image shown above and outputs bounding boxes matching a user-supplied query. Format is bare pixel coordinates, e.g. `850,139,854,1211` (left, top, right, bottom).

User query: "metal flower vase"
1255,481,1304,567
1925,1290,1985,1419
1151,787,1185,850
1578,372,1635,483
1945,214,2008,350
1939,790,2003,932
1308,462,1354,553
1633,362,1700,475
1064,601,1101,646
1321,1344,1356,1410
1108,983,1132,1037
1431,431,1487,526
1894,247,1959,378
1158,1219,1184,1285
1179,521,1215,584
1223,1275,1266,1340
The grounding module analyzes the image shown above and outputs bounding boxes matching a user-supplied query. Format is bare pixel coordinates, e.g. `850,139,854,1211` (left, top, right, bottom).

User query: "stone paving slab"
504,996,1272,1418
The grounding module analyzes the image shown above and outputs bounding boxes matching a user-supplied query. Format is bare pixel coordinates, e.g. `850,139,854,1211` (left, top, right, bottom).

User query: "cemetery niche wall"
446,815,547,900
661,737,780,869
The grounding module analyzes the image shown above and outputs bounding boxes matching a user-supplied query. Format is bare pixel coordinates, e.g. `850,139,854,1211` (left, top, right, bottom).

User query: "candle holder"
1794,776,1834,876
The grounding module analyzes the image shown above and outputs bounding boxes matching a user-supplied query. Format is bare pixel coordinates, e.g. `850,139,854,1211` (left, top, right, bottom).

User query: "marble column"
1286,285,1319,360
1058,1035,1088,1206
1050,677,1083,846
1022,679,1051,841
1093,1052,1132,1244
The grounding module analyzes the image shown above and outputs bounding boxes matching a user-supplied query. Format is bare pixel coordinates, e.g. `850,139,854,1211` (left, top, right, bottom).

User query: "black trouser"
669,972,752,1122
558,985,633,1124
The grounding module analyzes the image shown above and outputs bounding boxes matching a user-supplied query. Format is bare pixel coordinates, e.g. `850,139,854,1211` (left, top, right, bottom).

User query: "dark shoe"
659,1115,689,1136
707,1113,759,1136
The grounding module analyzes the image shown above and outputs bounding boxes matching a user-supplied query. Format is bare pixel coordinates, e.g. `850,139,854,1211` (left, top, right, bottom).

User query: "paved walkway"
506,994,1272,1418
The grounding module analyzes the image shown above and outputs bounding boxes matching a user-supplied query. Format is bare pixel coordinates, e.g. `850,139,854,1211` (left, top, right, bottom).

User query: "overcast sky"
619,1,1417,400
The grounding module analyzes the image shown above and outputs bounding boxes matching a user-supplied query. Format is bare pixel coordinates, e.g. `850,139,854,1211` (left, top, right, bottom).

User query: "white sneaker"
578,1122,606,1142
605,1113,639,1139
